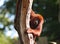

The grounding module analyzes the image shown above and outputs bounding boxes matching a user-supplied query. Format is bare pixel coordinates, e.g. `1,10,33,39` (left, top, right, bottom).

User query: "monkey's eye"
30,17,40,29
34,20,39,26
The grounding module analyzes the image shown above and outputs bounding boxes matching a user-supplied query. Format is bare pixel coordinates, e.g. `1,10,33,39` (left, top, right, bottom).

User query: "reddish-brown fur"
27,10,44,36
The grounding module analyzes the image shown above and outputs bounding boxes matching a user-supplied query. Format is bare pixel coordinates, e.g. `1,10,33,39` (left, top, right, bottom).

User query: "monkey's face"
30,17,40,29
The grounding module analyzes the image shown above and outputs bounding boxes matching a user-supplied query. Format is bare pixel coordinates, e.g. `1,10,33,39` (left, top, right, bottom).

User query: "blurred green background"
0,0,59,44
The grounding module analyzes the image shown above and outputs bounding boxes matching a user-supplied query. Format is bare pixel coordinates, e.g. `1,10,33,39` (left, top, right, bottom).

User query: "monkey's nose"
30,17,40,29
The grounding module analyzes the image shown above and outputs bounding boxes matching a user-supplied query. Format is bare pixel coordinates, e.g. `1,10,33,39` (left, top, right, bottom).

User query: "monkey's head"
30,17,40,29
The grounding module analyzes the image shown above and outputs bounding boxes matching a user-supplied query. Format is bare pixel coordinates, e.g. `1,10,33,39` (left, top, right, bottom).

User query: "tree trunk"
14,0,30,44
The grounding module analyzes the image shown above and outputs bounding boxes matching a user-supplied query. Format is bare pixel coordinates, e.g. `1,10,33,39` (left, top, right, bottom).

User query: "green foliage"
0,14,13,31
0,32,14,44
4,0,17,14
0,15,10,26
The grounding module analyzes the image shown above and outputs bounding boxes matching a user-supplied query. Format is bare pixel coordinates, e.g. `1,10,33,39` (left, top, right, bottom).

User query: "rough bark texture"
14,0,30,44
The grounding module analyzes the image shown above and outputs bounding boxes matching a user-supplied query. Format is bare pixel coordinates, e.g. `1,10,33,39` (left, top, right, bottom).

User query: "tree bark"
14,0,30,44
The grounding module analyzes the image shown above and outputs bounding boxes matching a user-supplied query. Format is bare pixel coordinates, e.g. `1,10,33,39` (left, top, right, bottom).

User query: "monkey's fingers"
27,29,40,36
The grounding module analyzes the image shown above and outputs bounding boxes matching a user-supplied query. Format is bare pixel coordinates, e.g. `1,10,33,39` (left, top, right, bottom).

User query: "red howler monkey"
27,10,44,36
